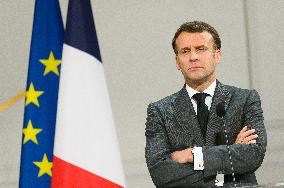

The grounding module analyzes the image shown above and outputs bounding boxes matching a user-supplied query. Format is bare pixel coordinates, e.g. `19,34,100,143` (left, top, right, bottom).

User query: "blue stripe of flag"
19,0,63,187
64,0,102,62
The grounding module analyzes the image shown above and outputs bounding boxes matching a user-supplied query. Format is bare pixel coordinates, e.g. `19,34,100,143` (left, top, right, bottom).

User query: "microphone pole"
216,102,237,188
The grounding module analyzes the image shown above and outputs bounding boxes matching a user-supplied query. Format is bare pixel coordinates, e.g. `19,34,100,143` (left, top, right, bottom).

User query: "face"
175,31,221,86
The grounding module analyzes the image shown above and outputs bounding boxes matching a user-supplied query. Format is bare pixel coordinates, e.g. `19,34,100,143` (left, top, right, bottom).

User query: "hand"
170,148,193,164
235,126,258,144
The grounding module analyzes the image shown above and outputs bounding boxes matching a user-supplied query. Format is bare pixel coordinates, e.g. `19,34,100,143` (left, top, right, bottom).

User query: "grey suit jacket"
145,81,267,188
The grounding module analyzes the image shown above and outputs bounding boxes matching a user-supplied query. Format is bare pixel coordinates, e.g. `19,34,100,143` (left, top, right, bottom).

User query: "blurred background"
1,0,284,187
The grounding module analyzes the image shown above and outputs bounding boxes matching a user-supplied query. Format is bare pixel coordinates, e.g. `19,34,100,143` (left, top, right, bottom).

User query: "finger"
245,134,258,142
239,126,248,134
248,139,257,144
170,150,182,160
236,126,248,140
242,129,256,138
170,154,178,161
235,134,244,144
235,138,244,144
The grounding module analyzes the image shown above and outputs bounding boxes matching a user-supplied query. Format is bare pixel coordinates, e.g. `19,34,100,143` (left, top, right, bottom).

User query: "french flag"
51,0,126,187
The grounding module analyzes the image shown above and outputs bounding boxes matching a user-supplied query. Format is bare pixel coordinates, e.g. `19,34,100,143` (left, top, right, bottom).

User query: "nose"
189,51,198,62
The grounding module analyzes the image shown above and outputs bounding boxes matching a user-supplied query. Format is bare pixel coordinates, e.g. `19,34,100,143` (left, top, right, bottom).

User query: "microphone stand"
216,102,237,188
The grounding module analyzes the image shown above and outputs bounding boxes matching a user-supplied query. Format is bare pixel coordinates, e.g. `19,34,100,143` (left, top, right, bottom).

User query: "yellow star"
22,120,42,144
39,51,61,76
33,153,53,177
25,82,44,107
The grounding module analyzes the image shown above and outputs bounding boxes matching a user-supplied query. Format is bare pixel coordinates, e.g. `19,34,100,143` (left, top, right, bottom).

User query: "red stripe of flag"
52,156,124,188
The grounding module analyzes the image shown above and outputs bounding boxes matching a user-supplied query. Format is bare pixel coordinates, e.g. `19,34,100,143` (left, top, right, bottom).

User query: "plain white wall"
1,0,284,187
246,1,284,121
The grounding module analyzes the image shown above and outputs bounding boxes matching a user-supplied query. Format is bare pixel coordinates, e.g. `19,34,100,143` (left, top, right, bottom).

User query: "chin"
186,76,208,84
187,75,205,81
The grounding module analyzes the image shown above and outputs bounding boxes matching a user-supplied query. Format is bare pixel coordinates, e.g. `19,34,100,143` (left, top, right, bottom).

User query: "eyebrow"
180,45,207,50
195,45,207,49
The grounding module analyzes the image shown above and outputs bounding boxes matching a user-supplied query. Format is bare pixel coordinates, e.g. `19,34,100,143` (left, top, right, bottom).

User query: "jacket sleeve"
145,102,203,187
202,90,267,178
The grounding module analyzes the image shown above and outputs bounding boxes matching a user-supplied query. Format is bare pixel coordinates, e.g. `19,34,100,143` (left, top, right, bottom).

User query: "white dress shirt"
186,80,216,114
185,80,217,170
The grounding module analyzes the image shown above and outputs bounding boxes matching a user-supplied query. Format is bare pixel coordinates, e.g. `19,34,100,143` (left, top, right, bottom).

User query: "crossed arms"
145,90,267,187
170,126,258,164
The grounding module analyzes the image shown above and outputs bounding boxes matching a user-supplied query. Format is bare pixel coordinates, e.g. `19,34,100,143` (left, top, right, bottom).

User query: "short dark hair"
172,21,221,55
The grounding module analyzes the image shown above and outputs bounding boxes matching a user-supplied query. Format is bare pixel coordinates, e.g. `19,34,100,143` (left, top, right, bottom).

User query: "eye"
181,49,190,54
196,46,208,53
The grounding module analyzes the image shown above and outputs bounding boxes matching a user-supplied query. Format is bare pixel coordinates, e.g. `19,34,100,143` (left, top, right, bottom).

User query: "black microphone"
216,102,237,187
216,102,226,118
215,102,226,145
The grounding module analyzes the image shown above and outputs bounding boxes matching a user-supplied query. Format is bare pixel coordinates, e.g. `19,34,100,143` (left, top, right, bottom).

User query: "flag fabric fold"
19,0,63,187
51,0,125,187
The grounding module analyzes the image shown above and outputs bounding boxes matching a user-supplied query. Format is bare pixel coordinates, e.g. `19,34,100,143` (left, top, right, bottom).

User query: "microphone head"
216,102,226,117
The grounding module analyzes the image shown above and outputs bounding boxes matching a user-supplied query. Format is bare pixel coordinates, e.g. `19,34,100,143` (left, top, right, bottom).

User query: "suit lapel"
172,81,232,147
173,85,204,146
205,80,231,146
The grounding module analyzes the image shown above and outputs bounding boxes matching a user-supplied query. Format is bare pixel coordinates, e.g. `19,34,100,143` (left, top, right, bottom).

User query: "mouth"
188,66,203,71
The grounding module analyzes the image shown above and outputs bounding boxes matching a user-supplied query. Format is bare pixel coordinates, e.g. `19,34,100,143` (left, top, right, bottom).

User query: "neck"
186,76,216,92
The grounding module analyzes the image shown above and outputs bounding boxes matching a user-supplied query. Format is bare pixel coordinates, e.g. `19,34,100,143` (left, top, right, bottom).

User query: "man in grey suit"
145,21,267,187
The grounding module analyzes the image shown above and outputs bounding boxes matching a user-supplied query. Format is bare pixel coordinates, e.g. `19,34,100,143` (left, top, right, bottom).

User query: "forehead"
175,31,214,48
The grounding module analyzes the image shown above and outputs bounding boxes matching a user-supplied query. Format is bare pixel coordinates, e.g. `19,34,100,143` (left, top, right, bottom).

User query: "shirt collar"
186,80,216,98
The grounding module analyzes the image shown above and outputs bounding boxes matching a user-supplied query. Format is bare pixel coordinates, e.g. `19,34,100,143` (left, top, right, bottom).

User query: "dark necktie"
192,93,209,139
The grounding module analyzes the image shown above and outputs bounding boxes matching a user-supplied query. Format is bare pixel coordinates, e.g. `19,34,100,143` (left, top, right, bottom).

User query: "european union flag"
19,0,63,187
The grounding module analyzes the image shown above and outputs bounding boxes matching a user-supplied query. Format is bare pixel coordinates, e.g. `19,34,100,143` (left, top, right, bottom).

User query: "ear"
215,49,222,65
175,56,181,70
